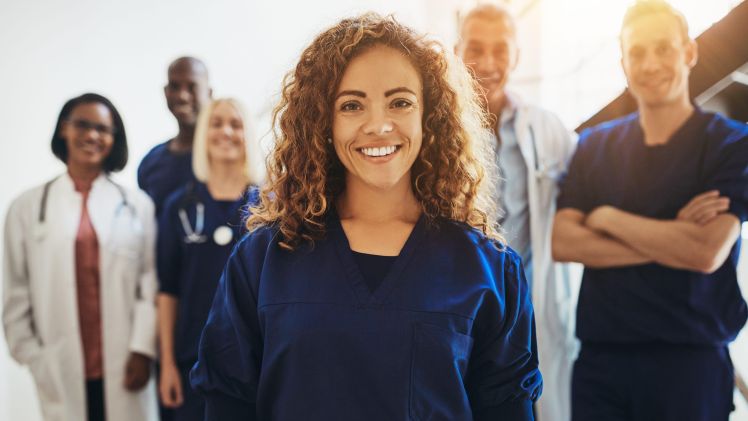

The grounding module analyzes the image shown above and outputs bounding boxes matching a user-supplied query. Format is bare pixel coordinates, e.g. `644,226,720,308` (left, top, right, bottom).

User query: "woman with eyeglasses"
190,14,541,421
155,98,260,421
3,93,158,421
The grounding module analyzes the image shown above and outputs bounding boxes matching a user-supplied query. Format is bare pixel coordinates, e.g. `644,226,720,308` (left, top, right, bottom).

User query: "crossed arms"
552,190,742,273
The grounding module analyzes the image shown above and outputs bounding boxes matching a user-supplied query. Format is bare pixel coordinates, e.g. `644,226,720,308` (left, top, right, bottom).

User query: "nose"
177,87,192,102
82,126,102,140
477,52,497,74
362,108,394,136
640,51,661,73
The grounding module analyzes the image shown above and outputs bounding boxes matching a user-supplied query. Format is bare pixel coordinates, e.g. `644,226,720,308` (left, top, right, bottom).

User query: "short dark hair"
50,93,128,173
621,0,689,42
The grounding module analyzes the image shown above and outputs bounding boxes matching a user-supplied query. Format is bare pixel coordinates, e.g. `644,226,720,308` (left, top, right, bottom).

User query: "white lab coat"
3,173,158,421
504,95,582,421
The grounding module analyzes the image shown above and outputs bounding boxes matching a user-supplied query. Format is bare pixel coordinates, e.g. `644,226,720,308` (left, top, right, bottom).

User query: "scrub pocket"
409,323,474,421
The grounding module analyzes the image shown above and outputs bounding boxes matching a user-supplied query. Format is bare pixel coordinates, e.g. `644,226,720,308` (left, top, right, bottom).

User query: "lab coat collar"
61,170,109,194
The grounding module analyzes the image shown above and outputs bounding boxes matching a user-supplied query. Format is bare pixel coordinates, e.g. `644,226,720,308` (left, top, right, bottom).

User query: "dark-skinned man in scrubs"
138,56,213,216
138,56,212,421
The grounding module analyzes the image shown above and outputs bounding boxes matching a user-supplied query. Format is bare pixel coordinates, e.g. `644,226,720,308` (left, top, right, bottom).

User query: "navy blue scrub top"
558,108,748,345
158,182,259,365
190,213,541,421
138,140,196,216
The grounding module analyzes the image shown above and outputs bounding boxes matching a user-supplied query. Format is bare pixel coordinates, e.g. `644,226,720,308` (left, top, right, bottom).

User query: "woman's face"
332,45,423,191
207,102,246,166
61,102,115,171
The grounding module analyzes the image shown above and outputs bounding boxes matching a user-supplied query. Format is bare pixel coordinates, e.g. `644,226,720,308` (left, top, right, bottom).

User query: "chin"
638,95,677,109
175,115,197,126
363,175,408,191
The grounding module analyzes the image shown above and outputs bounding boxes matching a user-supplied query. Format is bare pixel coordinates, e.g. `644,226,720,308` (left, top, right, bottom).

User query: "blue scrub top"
190,213,542,421
558,108,748,345
138,140,196,216
157,182,259,364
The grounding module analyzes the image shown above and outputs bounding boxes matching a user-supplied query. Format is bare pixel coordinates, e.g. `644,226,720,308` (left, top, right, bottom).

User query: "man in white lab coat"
456,5,580,421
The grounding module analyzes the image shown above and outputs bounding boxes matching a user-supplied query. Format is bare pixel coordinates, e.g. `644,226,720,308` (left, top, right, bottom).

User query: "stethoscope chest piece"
213,225,233,246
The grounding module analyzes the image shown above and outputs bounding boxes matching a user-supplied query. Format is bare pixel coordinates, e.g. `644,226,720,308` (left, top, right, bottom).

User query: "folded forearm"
594,208,716,272
553,215,651,268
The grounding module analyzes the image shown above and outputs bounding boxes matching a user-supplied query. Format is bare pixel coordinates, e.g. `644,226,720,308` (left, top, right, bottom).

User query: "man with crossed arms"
553,1,748,419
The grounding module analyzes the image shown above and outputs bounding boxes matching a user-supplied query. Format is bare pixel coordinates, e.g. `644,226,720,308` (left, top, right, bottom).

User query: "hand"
677,190,730,225
124,352,152,391
159,362,184,408
585,206,614,232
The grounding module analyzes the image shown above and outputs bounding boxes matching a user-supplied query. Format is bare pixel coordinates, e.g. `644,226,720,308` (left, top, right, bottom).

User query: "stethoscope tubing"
38,175,134,224
179,202,207,244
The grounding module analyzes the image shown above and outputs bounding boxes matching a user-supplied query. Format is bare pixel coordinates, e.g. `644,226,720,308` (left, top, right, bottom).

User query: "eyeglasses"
68,119,117,136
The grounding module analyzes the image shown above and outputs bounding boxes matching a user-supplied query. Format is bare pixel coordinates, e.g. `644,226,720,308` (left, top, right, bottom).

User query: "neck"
67,164,101,184
170,125,195,153
485,92,509,134
206,162,248,200
638,96,694,146
489,95,507,122
337,175,421,224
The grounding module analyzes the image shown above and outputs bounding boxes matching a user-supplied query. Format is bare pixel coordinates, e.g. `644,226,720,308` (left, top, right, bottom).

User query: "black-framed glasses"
68,119,117,136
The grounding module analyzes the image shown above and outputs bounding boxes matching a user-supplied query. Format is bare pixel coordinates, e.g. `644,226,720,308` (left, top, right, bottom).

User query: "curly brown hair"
248,12,501,250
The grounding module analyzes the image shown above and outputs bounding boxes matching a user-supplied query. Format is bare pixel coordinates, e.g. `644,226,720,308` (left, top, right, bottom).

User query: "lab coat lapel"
509,95,536,174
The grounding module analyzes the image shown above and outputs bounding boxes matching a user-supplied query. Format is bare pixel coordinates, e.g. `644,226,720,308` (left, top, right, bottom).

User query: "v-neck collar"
329,210,428,308
633,107,708,150
196,182,249,223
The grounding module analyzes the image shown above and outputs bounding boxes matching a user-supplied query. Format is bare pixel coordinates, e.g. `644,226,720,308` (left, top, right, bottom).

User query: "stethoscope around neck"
36,175,138,240
179,200,207,244
177,182,235,246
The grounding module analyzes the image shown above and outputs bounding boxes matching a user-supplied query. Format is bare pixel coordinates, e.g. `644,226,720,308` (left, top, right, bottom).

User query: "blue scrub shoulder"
137,142,169,184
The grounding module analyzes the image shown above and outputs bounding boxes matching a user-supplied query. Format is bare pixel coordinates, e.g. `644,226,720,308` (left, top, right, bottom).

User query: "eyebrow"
385,87,417,97
335,87,418,101
335,90,366,100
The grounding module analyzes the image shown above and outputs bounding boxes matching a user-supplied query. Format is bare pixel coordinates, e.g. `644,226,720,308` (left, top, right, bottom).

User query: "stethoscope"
178,182,235,246
526,126,558,181
36,175,139,240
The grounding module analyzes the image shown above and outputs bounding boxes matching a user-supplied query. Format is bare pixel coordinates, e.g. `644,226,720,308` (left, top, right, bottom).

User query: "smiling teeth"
361,146,397,157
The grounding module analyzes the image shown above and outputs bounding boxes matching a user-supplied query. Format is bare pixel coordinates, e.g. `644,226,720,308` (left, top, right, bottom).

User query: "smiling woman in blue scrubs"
156,98,259,421
190,14,542,421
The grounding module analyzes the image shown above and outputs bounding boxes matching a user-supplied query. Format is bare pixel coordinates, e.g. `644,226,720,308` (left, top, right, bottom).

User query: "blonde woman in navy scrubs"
191,15,542,421
156,98,259,421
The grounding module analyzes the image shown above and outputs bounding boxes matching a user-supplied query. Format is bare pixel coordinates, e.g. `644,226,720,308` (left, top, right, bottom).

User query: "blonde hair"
247,13,501,250
192,98,260,184
621,0,690,42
